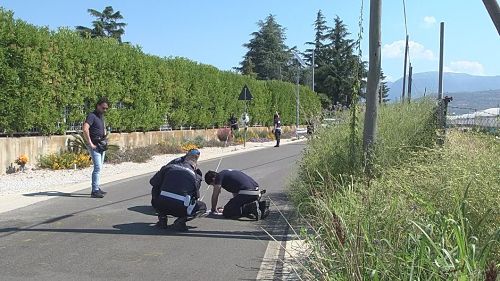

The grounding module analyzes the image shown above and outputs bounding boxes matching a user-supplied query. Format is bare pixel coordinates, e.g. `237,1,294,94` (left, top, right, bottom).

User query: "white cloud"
444,60,485,75
423,16,436,28
382,40,435,61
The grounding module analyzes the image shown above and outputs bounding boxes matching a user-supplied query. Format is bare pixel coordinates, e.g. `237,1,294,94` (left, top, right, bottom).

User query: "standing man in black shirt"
83,98,109,198
204,169,270,220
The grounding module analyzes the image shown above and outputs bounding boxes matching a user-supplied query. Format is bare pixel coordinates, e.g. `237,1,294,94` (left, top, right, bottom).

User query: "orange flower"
15,154,29,166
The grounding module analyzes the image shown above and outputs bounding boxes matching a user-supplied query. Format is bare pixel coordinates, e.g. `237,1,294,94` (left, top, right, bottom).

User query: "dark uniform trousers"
152,197,206,218
223,194,259,219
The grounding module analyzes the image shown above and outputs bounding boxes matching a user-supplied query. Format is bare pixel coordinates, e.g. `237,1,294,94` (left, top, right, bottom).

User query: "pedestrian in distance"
204,169,270,220
82,97,110,198
150,149,206,231
229,114,239,131
273,112,282,147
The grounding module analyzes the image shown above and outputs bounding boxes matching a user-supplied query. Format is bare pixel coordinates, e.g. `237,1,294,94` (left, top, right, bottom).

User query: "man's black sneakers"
156,216,168,229
248,202,260,221
91,190,105,198
98,189,107,195
259,200,270,220
172,217,189,232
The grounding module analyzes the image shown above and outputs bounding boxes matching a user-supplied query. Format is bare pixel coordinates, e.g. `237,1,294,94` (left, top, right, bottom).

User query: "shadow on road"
23,191,90,198
128,205,157,216
0,223,289,241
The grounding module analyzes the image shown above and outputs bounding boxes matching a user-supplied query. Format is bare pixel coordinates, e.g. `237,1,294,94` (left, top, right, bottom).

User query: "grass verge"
290,101,499,280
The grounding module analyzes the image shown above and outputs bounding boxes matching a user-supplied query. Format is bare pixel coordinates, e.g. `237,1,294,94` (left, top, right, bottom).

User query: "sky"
1,0,499,82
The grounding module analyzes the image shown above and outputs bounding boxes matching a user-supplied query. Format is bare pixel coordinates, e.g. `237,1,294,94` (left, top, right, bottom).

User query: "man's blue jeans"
88,147,105,192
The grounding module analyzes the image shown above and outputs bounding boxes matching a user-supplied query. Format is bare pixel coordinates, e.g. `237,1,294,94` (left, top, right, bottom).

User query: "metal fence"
446,106,499,133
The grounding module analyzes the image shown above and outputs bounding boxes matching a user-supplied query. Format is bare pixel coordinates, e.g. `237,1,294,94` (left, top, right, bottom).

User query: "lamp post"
292,51,306,139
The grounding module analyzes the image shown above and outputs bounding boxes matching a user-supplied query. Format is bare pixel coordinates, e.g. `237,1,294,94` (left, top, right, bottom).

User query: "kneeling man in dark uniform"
204,169,270,220
150,149,206,231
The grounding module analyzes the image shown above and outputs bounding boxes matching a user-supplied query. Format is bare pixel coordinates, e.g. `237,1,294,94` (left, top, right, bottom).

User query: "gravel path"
0,140,286,196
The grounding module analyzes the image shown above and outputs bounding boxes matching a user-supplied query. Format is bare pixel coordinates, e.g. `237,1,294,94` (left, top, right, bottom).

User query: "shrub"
257,130,270,139
39,152,91,170
0,8,321,134
106,147,153,164
181,143,198,152
152,141,183,155
248,137,271,143
204,139,226,147
15,154,29,166
217,128,232,142
191,136,206,148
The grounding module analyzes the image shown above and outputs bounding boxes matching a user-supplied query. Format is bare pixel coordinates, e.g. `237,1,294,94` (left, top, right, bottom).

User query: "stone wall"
0,127,278,175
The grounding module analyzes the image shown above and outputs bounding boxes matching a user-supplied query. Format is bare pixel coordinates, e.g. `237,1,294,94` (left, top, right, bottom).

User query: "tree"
304,10,329,67
315,16,359,106
236,15,292,81
76,6,127,42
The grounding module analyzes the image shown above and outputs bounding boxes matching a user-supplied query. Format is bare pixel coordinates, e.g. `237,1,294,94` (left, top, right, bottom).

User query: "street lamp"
292,51,306,139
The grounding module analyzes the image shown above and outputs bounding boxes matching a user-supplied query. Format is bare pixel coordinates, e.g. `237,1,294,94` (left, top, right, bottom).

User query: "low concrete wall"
0,127,280,175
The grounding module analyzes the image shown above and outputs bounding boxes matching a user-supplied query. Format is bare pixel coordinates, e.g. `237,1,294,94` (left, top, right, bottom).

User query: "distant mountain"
446,90,500,114
387,72,500,101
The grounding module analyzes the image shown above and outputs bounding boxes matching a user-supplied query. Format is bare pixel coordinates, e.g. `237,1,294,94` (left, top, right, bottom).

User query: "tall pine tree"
236,15,292,81
304,10,328,67
315,16,359,106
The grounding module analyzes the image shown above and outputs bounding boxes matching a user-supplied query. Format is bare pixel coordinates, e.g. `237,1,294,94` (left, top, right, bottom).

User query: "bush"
106,147,154,164
0,8,321,134
248,137,272,143
181,143,198,152
191,136,206,148
217,128,232,142
39,152,92,170
204,139,226,147
257,130,270,139
280,128,295,139
152,141,183,155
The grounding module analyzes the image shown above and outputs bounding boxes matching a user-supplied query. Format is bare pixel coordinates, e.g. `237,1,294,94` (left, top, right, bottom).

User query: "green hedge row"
0,9,321,134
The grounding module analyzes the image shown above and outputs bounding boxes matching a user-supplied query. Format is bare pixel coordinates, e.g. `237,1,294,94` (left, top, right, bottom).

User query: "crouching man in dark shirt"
150,150,206,231
204,170,270,220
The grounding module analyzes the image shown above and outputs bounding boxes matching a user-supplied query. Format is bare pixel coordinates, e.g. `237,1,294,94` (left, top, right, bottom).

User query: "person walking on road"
273,112,282,147
150,150,206,231
83,97,109,198
204,169,270,220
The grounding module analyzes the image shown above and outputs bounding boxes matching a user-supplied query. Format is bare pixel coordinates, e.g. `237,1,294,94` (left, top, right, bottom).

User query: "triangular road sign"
238,84,253,100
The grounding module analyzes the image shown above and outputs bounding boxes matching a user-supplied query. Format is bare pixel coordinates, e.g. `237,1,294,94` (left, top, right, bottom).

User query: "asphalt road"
0,142,305,281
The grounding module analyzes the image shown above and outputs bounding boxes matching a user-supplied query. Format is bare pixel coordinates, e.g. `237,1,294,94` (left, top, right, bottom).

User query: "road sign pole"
244,88,247,148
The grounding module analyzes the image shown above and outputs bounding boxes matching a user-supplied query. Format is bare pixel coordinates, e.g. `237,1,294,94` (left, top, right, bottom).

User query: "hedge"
0,8,321,134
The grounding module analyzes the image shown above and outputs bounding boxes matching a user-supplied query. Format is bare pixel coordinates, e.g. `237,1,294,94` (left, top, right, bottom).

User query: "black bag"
96,138,109,152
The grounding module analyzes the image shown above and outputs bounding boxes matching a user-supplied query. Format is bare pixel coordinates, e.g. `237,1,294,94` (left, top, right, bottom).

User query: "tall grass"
290,101,499,280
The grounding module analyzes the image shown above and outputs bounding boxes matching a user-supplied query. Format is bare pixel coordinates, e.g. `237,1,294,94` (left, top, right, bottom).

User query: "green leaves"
0,8,321,134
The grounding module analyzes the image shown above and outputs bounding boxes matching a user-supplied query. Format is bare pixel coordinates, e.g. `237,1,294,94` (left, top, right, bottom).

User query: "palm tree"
76,6,126,42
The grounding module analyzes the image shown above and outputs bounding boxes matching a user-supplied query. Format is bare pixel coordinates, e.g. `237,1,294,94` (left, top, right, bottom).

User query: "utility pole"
292,51,305,139
408,63,413,103
296,65,300,139
362,0,382,174
438,22,446,130
438,22,445,99
482,0,500,36
312,49,315,91
401,35,409,102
